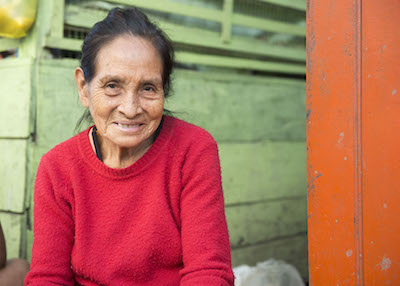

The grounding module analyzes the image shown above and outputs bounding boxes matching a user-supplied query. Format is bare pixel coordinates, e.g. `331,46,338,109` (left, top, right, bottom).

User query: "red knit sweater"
25,116,234,286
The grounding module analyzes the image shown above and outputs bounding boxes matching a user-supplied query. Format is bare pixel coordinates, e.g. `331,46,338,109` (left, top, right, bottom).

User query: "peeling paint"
378,256,391,271
346,249,353,257
306,109,311,120
392,89,397,95
338,132,344,144
383,203,387,208
344,156,347,160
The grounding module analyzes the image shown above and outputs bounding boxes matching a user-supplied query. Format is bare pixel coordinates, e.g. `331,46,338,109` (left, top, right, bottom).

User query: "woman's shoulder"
166,116,216,146
40,128,88,167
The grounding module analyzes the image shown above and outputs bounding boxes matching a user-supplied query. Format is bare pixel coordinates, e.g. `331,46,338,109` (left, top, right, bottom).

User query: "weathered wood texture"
0,139,27,213
0,212,24,259
220,142,306,204
64,4,305,62
231,234,308,275
0,59,32,138
226,198,307,247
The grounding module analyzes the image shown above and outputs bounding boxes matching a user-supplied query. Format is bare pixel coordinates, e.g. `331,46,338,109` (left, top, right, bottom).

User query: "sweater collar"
78,115,174,179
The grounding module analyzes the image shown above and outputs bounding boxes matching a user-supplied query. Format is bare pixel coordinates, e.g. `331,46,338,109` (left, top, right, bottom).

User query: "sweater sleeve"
24,156,75,286
179,131,235,286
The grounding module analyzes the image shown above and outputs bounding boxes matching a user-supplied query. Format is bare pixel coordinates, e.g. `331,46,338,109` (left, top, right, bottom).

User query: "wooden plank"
259,0,306,12
220,142,306,204
49,0,65,38
45,36,305,73
64,5,306,61
231,234,308,279
107,0,305,36
232,13,306,36
0,212,23,259
0,59,32,138
175,52,306,74
45,36,82,51
0,38,20,52
307,0,363,284
168,75,306,141
106,0,222,22
26,229,33,262
35,60,86,148
362,1,400,284
0,140,27,213
226,198,307,247
222,0,234,43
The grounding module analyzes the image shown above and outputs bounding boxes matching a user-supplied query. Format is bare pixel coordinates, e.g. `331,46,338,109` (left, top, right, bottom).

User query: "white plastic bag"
233,259,305,286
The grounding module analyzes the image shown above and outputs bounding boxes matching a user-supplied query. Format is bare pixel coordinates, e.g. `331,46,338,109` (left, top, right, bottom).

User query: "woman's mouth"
115,122,144,132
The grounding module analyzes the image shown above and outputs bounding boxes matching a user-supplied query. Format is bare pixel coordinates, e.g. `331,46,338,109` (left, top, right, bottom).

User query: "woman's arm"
24,156,75,286
179,131,235,286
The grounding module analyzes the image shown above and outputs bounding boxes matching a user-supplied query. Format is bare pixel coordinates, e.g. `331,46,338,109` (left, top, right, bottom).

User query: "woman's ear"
75,67,89,108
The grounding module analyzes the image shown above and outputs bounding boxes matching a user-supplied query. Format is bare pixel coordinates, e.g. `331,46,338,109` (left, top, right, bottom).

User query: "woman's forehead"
94,35,163,79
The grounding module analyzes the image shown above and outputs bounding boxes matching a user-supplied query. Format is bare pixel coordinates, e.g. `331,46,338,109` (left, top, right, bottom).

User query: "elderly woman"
24,7,234,286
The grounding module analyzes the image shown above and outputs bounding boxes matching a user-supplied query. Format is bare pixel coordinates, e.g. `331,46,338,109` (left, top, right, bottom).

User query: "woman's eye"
105,83,119,95
144,86,154,92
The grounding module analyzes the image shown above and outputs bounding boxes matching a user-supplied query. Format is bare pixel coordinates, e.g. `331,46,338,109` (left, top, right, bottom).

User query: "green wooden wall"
0,0,307,281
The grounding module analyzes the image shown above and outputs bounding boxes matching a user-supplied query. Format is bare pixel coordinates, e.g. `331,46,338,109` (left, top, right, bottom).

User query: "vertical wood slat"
49,0,65,38
0,59,32,138
362,0,400,284
221,0,234,43
0,140,27,213
307,0,361,284
0,212,23,259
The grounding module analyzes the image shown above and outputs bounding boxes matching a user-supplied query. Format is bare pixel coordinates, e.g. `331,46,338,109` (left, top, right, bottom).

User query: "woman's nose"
119,92,143,118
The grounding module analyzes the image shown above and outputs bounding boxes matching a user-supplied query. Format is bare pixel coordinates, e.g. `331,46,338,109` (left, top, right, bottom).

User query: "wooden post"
221,0,233,43
307,0,400,284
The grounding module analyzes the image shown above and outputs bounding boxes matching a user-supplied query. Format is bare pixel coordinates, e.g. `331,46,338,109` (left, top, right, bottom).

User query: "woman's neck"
89,127,155,169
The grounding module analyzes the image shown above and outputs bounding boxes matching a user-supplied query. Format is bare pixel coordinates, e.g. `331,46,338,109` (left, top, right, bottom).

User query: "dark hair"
76,7,174,131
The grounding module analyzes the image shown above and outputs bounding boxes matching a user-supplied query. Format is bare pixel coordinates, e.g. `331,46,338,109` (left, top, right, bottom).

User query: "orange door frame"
307,0,400,285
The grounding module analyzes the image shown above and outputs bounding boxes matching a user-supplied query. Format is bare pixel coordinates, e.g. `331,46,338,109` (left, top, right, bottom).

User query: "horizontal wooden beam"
97,1,305,36
105,0,221,22
44,36,305,74
0,38,20,52
226,198,307,247
65,4,306,61
232,13,306,36
45,36,81,51
176,52,306,74
258,0,307,12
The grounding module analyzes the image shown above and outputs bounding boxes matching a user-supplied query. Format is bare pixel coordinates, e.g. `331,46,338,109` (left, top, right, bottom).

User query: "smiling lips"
115,122,144,132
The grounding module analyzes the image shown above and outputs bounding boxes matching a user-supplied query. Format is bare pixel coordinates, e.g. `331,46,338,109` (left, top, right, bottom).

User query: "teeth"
117,123,140,128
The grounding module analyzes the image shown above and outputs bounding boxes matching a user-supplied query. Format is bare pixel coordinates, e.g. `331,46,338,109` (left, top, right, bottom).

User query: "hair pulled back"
80,7,174,98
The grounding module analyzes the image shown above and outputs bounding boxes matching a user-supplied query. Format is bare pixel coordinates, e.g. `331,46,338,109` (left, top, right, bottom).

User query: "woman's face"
76,35,164,150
